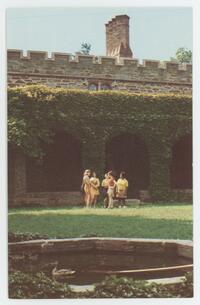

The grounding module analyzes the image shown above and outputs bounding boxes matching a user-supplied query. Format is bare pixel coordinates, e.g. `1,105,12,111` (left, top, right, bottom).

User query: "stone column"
8,148,26,206
148,138,172,201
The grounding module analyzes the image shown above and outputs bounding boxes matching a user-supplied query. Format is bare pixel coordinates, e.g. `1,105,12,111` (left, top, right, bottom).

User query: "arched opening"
170,133,192,189
100,84,111,90
105,134,150,198
26,132,83,192
88,83,98,91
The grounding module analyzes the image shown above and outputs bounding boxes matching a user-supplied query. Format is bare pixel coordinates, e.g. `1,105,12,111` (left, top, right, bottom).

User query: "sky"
6,7,192,61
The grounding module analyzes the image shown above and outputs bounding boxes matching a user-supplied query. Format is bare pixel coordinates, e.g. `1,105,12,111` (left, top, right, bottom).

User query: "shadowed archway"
170,133,192,189
26,132,83,192
105,134,150,198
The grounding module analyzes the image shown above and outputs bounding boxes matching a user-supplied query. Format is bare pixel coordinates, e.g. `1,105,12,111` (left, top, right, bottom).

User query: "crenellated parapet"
7,49,192,93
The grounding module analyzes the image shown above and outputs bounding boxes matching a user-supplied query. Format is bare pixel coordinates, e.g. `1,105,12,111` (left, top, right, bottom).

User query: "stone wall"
7,48,192,206
7,50,192,94
11,191,83,207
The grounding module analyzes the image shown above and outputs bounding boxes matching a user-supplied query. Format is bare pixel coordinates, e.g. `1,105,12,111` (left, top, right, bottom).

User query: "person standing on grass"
82,169,92,207
90,171,100,207
107,171,117,209
116,171,129,208
101,173,109,208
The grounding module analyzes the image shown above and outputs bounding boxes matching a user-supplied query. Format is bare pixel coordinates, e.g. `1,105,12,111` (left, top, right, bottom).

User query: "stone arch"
88,83,98,91
105,133,150,198
170,133,192,189
100,83,111,90
26,131,83,192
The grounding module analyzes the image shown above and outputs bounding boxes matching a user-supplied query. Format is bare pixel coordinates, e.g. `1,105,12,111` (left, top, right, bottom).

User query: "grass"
8,203,193,240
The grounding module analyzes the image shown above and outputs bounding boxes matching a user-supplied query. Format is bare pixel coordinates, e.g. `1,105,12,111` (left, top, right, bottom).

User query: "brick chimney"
105,15,133,58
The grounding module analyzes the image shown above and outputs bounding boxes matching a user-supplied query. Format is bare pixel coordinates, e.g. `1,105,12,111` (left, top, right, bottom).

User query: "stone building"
8,15,192,206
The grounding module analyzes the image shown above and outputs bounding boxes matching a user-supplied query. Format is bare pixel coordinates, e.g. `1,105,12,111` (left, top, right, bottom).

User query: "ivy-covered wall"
8,85,192,203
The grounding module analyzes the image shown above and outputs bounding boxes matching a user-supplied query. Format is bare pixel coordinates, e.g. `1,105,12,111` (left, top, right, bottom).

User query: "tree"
80,42,91,55
170,47,192,63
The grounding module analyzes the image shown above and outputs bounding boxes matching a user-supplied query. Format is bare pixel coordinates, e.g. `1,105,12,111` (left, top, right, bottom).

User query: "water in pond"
9,251,192,285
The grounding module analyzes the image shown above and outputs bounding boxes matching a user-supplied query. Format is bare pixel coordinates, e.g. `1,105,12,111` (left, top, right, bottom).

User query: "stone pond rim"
8,237,193,289
8,237,193,269
8,237,193,256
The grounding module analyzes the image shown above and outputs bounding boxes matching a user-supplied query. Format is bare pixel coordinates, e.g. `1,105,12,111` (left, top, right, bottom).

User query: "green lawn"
8,203,193,240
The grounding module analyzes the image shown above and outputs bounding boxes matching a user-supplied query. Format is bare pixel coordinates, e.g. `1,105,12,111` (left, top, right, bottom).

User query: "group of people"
81,169,129,208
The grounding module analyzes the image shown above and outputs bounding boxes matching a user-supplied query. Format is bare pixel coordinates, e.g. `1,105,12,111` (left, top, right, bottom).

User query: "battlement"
7,49,192,84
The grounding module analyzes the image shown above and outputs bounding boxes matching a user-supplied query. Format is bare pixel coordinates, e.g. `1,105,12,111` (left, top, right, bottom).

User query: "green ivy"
8,85,192,201
8,232,49,242
9,271,193,298
9,271,75,299
86,273,193,298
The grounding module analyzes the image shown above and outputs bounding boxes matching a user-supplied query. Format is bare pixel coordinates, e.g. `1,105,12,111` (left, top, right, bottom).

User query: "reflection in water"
9,250,192,285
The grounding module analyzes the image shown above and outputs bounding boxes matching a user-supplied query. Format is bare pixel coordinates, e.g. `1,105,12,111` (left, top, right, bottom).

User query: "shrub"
9,271,75,299
85,274,193,298
8,232,49,242
9,271,193,299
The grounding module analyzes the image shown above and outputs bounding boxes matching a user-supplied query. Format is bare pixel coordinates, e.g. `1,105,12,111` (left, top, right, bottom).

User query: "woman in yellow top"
107,171,117,209
82,169,92,207
90,172,100,207
116,171,129,208
101,173,109,208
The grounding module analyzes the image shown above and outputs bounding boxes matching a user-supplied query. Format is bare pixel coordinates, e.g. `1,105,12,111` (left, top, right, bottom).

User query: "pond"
9,238,193,286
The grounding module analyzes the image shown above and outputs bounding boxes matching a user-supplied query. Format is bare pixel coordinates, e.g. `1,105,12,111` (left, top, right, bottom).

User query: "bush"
9,271,193,299
8,232,49,242
85,274,193,298
9,271,75,299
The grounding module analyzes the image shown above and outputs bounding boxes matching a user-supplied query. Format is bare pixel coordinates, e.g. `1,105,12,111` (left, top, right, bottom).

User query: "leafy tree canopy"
171,47,192,63
80,42,91,55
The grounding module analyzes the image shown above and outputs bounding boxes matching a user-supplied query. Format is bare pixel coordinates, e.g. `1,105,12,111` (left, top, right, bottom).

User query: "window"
88,84,98,91
101,84,111,90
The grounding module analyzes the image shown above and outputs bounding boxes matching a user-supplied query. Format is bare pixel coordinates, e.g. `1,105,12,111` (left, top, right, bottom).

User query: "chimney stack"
105,15,133,58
